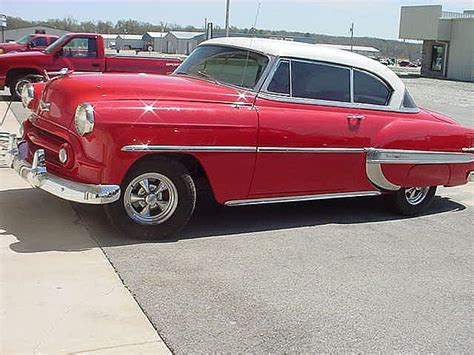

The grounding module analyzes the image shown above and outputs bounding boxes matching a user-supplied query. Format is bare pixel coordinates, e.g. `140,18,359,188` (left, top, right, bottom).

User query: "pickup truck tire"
390,186,437,216
10,73,38,101
105,158,196,240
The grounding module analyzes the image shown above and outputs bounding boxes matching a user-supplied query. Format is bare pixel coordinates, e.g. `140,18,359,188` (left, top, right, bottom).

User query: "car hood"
0,50,46,61
0,42,24,50
38,72,256,129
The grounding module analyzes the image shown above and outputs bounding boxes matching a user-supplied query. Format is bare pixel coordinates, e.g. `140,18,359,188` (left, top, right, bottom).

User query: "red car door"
48,36,104,72
250,59,395,197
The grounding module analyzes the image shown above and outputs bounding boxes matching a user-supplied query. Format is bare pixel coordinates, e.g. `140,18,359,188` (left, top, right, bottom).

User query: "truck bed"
105,55,182,75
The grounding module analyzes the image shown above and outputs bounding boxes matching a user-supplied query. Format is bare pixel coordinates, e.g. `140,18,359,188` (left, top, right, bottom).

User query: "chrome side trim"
225,191,381,206
462,147,474,152
258,147,365,153
366,162,401,191
367,148,474,165
121,145,257,153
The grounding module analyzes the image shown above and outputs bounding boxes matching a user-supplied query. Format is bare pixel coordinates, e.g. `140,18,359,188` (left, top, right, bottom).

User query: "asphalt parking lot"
1,76,473,353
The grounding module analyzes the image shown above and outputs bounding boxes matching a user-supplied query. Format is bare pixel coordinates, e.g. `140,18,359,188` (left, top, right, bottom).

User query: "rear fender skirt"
366,148,474,191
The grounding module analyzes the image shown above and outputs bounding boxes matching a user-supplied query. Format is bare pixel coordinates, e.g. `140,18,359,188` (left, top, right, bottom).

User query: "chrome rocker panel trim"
225,191,381,207
6,134,120,205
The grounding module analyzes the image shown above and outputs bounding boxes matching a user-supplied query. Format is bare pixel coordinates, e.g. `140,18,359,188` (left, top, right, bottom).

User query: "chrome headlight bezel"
21,83,35,108
74,103,95,136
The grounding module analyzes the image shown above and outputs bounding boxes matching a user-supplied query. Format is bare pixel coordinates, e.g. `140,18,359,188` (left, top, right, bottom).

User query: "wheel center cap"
145,194,158,205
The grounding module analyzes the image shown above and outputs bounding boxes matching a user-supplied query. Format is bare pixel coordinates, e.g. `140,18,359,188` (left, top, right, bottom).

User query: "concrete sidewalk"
0,103,171,354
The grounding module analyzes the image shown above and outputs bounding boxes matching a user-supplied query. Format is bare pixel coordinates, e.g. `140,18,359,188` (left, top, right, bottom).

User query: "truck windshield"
43,34,69,54
17,35,33,45
175,45,269,90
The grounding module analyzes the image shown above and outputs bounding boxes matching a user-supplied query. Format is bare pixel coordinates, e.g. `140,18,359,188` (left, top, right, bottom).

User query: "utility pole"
350,22,354,52
225,0,231,37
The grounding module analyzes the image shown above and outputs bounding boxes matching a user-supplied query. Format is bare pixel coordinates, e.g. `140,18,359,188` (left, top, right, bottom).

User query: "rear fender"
367,119,474,190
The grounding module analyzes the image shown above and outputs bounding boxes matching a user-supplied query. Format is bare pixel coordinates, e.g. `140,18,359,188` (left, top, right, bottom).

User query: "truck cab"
0,34,58,54
0,33,182,100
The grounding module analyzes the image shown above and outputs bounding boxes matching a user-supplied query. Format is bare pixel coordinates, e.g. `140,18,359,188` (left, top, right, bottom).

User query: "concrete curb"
0,101,171,354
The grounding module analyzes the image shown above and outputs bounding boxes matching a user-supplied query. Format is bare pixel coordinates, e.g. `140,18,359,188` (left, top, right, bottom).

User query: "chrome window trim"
174,44,276,93
289,58,352,104
350,68,355,103
225,191,381,206
258,91,420,113
264,59,291,96
352,67,394,107
259,57,419,113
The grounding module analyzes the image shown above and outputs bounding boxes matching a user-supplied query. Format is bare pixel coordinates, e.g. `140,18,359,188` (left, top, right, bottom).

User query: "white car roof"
201,37,406,111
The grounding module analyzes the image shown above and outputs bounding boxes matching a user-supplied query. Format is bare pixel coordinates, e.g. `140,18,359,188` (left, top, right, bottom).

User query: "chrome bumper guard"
1,133,120,204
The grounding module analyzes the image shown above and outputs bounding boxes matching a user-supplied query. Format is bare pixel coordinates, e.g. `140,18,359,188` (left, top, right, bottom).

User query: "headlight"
21,83,35,108
74,103,95,136
0,48,4,54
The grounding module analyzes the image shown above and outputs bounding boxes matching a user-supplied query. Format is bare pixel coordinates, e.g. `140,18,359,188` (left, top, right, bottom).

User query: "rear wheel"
390,186,437,216
105,158,196,240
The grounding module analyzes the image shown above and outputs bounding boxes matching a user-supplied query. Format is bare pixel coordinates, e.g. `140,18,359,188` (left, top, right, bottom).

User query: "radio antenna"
240,1,262,87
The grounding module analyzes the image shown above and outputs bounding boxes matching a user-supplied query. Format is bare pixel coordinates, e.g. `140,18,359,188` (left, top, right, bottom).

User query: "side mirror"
28,41,34,48
54,49,63,58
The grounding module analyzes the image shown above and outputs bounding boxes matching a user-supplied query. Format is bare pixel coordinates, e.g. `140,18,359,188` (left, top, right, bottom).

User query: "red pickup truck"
0,33,183,99
0,34,59,55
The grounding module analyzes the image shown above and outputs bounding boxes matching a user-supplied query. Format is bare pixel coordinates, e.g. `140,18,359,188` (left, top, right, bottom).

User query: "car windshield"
175,45,270,90
43,34,69,53
16,35,33,45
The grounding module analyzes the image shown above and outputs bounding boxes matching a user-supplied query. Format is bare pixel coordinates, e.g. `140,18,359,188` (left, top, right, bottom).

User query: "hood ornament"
58,67,75,77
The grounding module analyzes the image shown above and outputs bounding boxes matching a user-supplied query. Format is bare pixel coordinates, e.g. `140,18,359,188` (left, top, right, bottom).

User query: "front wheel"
390,186,437,216
105,158,196,240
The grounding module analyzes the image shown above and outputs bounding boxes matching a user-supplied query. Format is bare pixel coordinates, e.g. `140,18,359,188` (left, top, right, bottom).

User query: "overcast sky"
2,0,472,39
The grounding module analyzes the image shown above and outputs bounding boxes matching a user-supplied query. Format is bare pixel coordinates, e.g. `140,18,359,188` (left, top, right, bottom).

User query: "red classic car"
0,33,182,100
4,37,474,240
0,34,59,54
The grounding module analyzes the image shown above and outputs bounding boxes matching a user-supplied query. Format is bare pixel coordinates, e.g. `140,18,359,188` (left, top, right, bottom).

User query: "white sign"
0,15,6,28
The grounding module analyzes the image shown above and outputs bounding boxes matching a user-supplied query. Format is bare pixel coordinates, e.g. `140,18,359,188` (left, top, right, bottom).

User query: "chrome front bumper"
2,133,120,204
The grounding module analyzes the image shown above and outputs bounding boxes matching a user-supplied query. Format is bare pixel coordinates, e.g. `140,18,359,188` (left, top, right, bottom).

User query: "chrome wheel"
124,173,178,225
405,187,430,206
14,78,33,98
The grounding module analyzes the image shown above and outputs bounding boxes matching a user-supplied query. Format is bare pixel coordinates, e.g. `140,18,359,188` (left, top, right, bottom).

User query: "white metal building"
163,31,205,55
115,34,144,51
142,32,166,52
2,25,69,42
399,5,474,82
100,34,119,50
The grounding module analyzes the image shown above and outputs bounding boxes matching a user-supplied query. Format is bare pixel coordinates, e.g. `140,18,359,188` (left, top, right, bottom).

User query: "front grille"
25,124,68,167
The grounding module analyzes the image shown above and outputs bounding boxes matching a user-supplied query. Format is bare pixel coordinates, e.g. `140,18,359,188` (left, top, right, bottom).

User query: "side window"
267,61,290,95
291,61,350,102
402,90,417,109
32,37,48,47
62,37,98,58
353,69,392,106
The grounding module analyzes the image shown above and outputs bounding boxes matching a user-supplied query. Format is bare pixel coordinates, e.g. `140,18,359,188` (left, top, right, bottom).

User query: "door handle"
92,63,100,67
347,114,365,120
